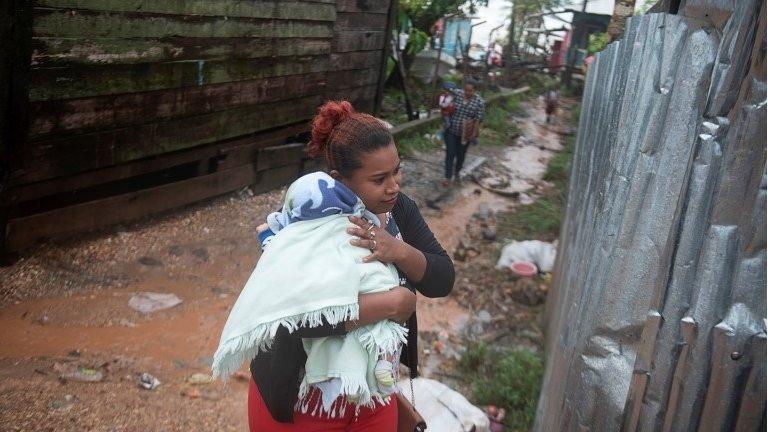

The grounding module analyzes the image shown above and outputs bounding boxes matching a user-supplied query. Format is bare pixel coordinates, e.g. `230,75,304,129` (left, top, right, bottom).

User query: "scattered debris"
486,405,507,432
36,315,50,325
58,365,104,383
128,292,182,314
138,372,161,390
186,373,212,385
399,378,490,432
496,240,557,273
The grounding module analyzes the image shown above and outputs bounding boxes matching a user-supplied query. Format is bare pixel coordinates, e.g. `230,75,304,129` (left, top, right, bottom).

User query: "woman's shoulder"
392,193,418,217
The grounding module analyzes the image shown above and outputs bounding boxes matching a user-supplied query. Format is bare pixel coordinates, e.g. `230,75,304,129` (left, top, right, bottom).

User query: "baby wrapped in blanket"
212,172,407,414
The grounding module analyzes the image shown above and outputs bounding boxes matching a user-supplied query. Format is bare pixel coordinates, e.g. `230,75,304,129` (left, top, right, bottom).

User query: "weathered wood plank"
32,37,331,66
330,51,381,71
34,1,336,21
7,163,300,250
332,31,385,52
28,73,326,138
21,95,322,182
336,0,389,14
33,8,334,39
327,69,379,90
334,12,388,31
1,0,34,257
29,55,330,101
10,123,309,199
329,84,378,112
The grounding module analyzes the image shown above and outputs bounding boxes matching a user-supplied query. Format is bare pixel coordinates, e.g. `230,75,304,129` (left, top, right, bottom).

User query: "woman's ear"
329,170,342,180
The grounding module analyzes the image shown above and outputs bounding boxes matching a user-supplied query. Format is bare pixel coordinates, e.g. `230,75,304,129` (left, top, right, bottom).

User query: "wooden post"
374,0,398,116
391,34,418,121
1,0,32,262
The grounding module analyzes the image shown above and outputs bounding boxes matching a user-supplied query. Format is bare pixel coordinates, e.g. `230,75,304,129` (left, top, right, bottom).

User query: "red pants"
248,379,397,431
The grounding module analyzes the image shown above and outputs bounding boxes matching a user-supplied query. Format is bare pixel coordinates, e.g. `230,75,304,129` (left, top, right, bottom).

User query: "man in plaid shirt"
443,82,484,185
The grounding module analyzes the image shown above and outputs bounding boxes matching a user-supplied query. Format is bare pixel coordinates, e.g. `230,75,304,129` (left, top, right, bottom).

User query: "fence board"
334,12,388,31
330,51,381,71
327,69,379,90
11,124,308,201
7,163,299,249
32,37,330,67
21,95,321,182
34,1,336,21
29,55,330,101
336,0,389,14
28,73,325,138
332,31,385,52
33,8,333,39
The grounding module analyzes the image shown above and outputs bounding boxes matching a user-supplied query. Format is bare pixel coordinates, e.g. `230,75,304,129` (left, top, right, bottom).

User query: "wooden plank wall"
3,0,395,252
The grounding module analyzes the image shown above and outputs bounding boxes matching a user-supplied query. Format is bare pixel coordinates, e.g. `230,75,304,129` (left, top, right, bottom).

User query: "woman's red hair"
307,101,393,175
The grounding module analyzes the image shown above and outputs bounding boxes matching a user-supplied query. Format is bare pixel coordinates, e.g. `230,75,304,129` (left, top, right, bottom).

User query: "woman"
248,101,455,431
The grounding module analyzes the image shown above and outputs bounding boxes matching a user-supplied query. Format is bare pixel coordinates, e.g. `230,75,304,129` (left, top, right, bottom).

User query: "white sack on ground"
398,378,490,432
496,240,557,272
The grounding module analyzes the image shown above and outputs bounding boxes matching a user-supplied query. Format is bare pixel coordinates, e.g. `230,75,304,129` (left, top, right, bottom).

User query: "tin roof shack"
0,0,396,254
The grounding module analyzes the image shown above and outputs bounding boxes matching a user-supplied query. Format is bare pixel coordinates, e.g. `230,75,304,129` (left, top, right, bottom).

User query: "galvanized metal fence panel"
535,3,766,431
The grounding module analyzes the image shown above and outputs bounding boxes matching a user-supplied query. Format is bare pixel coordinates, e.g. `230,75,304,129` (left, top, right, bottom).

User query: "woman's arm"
392,196,455,298
291,286,416,337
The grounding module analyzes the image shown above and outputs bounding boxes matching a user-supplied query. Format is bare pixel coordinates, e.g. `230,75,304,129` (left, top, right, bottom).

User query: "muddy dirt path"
0,95,565,431
415,96,565,341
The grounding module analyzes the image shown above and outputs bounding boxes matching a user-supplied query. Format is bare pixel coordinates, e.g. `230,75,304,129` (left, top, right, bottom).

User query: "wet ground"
0,95,570,431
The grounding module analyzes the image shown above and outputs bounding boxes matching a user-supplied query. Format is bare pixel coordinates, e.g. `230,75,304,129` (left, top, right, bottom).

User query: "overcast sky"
470,0,620,47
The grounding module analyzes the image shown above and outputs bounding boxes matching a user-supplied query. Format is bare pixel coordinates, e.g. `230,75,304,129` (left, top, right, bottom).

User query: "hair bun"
308,101,356,158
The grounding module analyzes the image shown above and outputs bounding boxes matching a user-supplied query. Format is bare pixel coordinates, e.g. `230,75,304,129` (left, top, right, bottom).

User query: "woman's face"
335,142,402,214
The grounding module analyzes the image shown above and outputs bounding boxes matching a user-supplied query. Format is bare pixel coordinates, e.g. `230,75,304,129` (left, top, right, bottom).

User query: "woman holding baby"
212,101,454,431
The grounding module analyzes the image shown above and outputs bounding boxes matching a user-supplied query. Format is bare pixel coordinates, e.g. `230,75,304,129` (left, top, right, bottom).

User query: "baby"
439,82,457,130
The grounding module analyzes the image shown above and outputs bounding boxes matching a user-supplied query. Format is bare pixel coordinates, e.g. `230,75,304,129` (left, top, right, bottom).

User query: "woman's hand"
347,216,404,264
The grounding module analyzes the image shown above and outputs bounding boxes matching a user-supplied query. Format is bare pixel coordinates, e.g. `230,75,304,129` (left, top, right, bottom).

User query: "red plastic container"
511,261,538,277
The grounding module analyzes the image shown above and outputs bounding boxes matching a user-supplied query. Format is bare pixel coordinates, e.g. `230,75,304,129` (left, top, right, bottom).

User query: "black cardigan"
249,192,455,423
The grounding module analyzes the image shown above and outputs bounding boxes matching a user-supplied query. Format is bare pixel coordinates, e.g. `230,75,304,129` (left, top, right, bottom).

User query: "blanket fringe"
296,378,391,418
211,303,359,380
354,322,409,357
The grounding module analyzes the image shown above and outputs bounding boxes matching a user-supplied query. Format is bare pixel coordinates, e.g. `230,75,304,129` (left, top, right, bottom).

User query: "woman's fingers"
346,226,371,239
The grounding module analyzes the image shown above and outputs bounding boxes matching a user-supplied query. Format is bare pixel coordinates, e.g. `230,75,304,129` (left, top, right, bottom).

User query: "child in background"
439,82,457,130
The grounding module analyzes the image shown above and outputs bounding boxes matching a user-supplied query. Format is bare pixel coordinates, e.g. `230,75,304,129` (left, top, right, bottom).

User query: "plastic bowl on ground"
510,261,538,277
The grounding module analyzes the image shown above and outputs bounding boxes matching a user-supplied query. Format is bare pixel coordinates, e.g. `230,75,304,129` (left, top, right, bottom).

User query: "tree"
607,0,637,41
505,0,563,69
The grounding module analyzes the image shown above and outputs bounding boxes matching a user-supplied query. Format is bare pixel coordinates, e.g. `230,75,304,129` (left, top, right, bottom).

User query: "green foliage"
400,0,489,34
471,350,544,431
635,0,656,14
407,28,430,55
499,192,565,241
543,133,575,192
458,340,489,371
395,133,439,157
587,32,610,55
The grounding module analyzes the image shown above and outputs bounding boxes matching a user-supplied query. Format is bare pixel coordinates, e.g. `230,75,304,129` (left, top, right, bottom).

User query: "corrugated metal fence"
535,1,766,431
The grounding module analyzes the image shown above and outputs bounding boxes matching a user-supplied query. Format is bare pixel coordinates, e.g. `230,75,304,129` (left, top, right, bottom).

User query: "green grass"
498,192,566,242
395,133,439,157
458,343,544,432
473,350,543,431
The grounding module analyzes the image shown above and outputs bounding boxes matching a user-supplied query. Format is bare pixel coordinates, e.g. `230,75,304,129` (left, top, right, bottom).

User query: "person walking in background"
442,81,485,186
544,86,559,124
